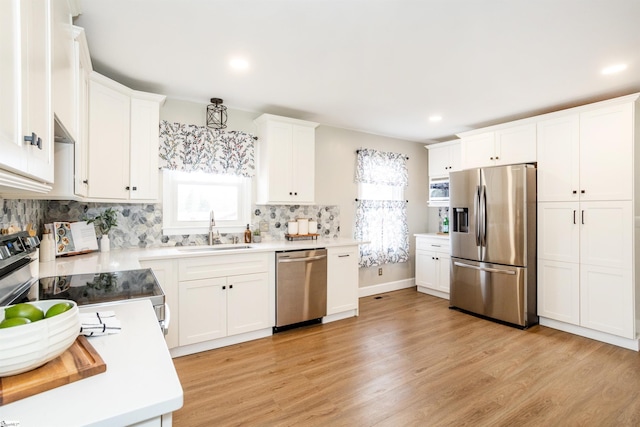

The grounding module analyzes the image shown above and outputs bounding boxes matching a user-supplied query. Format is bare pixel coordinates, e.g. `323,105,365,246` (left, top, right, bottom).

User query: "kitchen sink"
177,245,253,253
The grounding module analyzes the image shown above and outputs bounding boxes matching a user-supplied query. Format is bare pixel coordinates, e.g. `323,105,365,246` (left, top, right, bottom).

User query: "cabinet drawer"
416,237,450,253
179,253,269,281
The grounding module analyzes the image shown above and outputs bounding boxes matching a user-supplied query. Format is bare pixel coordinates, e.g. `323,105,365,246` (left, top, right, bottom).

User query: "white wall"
160,99,432,289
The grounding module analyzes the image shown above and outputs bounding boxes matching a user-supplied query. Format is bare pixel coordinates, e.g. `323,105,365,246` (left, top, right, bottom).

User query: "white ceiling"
74,0,640,143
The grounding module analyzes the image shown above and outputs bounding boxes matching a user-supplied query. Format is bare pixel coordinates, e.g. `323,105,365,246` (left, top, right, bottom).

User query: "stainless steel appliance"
428,176,449,206
275,248,327,331
0,231,168,333
449,164,537,328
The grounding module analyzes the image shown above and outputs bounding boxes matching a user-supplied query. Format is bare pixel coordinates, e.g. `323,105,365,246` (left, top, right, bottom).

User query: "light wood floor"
172,288,640,426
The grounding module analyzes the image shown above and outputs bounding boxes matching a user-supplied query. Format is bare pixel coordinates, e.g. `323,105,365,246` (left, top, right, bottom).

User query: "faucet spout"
208,210,218,245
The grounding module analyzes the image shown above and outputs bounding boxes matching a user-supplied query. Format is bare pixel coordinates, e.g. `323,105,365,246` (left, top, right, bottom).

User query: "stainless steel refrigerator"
449,164,537,328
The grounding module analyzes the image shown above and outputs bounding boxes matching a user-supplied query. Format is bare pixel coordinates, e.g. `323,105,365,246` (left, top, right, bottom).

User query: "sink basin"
176,245,252,253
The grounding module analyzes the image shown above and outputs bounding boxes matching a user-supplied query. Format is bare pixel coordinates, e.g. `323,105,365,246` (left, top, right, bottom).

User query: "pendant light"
206,98,227,129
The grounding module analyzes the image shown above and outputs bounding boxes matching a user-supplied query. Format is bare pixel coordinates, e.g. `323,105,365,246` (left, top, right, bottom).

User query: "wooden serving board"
0,336,106,405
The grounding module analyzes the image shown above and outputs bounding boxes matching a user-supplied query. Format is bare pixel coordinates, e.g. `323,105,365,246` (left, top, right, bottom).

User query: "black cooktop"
38,268,164,307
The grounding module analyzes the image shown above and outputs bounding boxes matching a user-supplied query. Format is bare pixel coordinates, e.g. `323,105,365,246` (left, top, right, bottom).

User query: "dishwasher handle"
278,254,327,263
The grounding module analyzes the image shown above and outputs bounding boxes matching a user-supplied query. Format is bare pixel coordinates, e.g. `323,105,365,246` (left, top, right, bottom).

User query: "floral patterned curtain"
158,120,256,177
355,148,409,268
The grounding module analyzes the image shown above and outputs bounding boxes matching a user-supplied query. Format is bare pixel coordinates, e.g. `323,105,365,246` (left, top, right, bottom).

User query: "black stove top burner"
39,268,164,308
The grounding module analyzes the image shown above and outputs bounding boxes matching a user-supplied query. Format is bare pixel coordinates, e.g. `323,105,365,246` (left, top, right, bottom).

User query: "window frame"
162,170,251,235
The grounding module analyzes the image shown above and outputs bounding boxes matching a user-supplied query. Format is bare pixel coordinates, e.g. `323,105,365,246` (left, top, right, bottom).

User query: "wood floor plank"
172,289,640,426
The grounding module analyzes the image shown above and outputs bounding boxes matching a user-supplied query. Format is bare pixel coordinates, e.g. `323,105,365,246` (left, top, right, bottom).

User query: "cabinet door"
327,247,359,315
266,122,294,202
88,77,130,199
579,201,632,269
73,31,90,197
291,125,315,203
428,145,450,177
579,103,633,201
538,202,580,263
494,124,536,166
0,0,25,174
416,249,437,290
21,0,53,182
449,142,461,172
178,277,227,346
436,253,450,294
227,273,269,336
537,114,580,202
580,264,633,338
129,97,160,200
460,132,495,169
537,259,580,325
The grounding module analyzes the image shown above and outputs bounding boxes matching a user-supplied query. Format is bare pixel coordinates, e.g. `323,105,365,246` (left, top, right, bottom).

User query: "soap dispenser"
244,224,252,243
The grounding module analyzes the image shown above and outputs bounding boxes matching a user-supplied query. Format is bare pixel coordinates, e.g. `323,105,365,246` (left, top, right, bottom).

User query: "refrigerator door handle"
480,185,487,247
474,185,481,246
454,261,517,275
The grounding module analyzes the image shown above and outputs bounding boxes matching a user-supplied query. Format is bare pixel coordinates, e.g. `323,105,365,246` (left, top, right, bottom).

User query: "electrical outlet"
378,268,383,276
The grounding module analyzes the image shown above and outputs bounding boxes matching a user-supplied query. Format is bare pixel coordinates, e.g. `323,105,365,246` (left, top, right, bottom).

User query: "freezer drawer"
450,257,537,328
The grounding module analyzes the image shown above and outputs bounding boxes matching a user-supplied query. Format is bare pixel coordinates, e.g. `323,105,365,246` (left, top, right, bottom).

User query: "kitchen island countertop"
0,299,183,426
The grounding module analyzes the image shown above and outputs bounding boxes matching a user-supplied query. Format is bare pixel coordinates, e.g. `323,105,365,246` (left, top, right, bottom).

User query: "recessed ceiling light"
429,115,442,122
601,63,627,75
229,57,249,71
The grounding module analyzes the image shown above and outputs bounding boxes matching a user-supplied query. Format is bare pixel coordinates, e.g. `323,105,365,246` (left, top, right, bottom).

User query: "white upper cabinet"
537,103,633,202
460,123,536,170
254,114,319,205
87,73,165,201
0,0,55,190
426,140,460,177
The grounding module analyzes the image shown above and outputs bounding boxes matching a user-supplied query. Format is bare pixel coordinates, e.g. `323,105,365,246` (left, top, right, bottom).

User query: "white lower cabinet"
538,200,634,340
175,253,272,351
326,246,359,317
415,235,450,299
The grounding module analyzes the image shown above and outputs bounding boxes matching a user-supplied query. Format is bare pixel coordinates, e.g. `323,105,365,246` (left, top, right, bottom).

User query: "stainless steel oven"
0,231,168,334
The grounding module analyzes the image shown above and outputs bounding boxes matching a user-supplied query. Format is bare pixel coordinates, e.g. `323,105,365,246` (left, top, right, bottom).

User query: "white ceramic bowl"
0,300,80,377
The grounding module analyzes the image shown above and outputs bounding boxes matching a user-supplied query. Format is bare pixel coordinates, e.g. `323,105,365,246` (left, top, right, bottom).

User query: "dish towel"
80,311,122,336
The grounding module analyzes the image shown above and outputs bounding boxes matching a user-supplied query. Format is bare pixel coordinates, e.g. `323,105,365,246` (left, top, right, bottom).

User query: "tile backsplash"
0,197,340,249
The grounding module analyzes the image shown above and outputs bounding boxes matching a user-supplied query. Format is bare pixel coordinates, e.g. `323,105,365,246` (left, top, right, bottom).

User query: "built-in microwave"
428,177,449,206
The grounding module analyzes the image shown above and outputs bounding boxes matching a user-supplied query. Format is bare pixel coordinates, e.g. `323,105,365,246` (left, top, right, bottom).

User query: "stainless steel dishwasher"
275,248,327,331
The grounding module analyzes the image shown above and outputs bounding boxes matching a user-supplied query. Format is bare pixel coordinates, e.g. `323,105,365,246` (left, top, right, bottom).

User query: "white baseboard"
540,317,640,351
417,285,450,300
358,278,415,298
323,309,358,323
169,328,273,358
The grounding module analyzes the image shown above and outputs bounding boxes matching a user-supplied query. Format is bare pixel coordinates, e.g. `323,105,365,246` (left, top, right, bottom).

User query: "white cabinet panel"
579,201,632,269
327,246,359,315
179,277,227,346
579,103,633,201
494,124,536,166
580,265,633,338
426,140,461,177
536,115,580,202
227,272,270,336
538,202,580,263
129,97,160,200
538,259,580,325
415,236,450,299
461,132,495,169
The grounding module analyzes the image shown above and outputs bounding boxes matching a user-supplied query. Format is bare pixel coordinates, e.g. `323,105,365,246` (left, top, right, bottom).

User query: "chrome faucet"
208,210,221,245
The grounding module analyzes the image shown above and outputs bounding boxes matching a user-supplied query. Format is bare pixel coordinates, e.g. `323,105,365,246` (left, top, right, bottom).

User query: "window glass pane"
176,183,239,221
358,182,403,201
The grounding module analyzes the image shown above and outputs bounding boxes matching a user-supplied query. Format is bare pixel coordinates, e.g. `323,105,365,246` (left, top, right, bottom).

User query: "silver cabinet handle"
573,210,576,225
454,261,516,275
338,254,350,258
278,254,327,263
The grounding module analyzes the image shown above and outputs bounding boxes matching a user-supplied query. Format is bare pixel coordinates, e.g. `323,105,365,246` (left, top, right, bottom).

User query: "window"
162,170,251,235
354,148,409,268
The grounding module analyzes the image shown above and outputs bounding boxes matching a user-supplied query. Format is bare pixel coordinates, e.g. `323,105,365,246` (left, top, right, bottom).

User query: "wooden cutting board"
0,335,106,405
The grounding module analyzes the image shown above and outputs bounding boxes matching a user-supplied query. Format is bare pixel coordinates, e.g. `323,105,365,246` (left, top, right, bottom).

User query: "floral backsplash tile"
0,197,341,249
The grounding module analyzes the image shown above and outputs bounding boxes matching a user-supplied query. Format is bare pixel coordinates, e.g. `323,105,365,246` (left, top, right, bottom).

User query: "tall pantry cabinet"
537,93,639,348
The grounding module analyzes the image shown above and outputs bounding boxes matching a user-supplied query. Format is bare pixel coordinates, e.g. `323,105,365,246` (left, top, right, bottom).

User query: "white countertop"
39,237,364,277
0,300,183,427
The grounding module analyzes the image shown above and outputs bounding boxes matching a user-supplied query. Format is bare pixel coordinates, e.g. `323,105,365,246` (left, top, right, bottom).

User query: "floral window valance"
159,120,256,177
355,148,408,187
